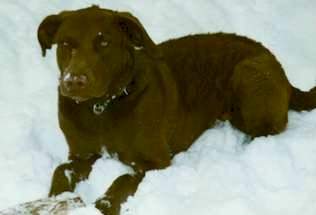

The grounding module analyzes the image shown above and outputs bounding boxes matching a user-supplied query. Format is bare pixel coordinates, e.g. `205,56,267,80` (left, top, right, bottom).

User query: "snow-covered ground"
0,0,316,214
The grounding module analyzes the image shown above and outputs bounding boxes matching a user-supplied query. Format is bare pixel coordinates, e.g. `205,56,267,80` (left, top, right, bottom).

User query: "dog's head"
38,6,159,102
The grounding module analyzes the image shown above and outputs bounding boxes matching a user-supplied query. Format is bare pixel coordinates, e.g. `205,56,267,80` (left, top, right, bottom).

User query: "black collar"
92,83,133,115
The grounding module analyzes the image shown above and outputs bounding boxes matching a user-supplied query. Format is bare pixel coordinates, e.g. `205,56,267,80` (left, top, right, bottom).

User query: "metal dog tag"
93,103,106,115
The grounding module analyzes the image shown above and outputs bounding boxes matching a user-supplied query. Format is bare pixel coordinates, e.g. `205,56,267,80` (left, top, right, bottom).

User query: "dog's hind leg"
229,53,291,137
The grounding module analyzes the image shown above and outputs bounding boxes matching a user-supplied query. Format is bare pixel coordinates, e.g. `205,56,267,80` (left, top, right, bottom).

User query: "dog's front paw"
49,163,76,196
95,197,120,215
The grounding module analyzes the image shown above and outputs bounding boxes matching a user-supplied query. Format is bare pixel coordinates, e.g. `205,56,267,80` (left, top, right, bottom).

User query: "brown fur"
37,6,316,215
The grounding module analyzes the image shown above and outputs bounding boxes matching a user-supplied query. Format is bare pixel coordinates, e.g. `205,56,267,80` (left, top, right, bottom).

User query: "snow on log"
0,193,85,215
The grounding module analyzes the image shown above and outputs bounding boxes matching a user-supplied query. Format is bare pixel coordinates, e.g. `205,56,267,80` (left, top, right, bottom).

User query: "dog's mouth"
59,88,96,103
70,96,90,103
59,78,135,105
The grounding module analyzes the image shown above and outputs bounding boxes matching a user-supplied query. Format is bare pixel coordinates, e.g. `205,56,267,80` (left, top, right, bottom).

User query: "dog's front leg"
94,149,170,215
49,155,100,197
95,173,144,215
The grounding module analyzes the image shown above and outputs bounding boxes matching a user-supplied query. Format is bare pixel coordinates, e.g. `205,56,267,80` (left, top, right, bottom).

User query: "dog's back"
159,33,269,108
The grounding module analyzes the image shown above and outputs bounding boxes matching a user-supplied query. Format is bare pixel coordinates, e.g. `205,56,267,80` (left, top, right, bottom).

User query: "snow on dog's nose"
61,73,88,91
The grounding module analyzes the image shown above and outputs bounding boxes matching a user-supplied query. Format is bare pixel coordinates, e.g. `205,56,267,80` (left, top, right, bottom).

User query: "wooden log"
0,193,85,215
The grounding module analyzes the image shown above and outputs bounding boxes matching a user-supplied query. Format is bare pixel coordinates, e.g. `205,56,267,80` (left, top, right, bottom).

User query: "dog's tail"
289,85,316,111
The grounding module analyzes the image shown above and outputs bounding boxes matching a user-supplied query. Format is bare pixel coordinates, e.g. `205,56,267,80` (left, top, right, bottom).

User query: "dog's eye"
58,39,78,49
59,41,73,50
96,38,109,49
94,33,111,51
62,41,69,47
100,40,109,47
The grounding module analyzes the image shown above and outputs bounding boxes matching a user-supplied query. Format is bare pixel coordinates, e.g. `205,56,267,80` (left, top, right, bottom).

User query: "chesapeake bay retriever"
37,5,316,215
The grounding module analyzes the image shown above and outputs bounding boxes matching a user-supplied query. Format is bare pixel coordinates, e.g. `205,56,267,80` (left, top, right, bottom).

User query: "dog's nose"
62,73,88,91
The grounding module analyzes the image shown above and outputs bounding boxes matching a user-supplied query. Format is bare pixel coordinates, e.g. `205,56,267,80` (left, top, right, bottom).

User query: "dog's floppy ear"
37,15,63,57
37,11,73,57
114,12,161,58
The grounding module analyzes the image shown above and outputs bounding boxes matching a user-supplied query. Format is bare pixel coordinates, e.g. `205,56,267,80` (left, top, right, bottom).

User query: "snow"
69,206,103,215
0,0,316,214
1,192,86,215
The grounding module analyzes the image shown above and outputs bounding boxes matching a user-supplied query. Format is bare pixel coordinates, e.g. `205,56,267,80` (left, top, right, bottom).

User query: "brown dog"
37,5,316,215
